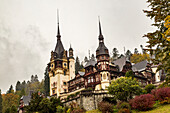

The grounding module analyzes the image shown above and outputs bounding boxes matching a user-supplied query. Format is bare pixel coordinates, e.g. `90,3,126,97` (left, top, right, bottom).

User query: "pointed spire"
98,16,104,41
56,9,61,40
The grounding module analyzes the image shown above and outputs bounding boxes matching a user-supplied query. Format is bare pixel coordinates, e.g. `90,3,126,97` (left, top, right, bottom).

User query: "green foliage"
56,105,64,113
108,77,142,101
144,84,156,93
39,98,52,113
117,102,131,111
50,97,62,112
125,70,134,79
4,108,10,113
25,92,43,112
143,0,170,76
0,89,2,113
10,105,17,113
44,66,50,96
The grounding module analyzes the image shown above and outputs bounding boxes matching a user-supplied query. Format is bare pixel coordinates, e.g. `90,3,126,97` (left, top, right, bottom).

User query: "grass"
86,109,102,113
132,104,170,113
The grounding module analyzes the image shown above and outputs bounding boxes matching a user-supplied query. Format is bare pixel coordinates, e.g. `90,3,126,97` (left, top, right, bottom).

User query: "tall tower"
69,44,75,80
48,12,71,97
96,19,110,89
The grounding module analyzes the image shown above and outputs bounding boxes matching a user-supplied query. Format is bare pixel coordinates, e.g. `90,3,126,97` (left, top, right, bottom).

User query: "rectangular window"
53,90,55,94
64,89,66,92
88,77,90,83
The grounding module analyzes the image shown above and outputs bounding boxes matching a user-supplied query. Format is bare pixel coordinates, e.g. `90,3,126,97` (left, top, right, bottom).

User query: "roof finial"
98,16,104,41
56,9,61,39
98,16,102,35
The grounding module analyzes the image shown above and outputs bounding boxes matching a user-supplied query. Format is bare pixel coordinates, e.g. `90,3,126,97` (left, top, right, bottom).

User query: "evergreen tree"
134,48,138,54
75,56,81,74
44,67,50,96
16,81,21,91
125,50,132,60
143,0,170,76
84,56,89,62
7,85,14,94
112,48,119,60
21,80,26,89
0,89,2,113
91,54,95,59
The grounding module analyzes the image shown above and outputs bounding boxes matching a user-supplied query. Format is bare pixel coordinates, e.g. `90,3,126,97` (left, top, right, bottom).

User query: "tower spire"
57,9,61,40
98,16,104,41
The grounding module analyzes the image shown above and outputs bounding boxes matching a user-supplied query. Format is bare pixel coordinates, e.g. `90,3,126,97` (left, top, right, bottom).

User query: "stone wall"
63,90,110,111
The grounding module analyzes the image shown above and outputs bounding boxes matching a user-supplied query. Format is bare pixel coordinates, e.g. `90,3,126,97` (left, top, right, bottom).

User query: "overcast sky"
0,0,155,93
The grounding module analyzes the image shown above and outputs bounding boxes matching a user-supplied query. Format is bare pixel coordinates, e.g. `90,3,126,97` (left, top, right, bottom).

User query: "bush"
130,94,155,111
98,101,113,113
151,87,170,102
118,108,130,113
117,102,131,111
144,84,156,93
71,107,85,113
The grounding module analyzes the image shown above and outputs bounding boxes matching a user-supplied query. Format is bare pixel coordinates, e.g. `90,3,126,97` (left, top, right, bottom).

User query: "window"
64,89,66,92
53,90,55,94
64,71,66,76
91,77,93,82
88,77,90,83
63,82,66,85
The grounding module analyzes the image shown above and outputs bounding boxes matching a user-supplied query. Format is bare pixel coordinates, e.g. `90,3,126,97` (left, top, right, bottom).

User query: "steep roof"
54,19,65,59
113,56,126,71
132,60,148,72
84,57,96,68
96,19,109,57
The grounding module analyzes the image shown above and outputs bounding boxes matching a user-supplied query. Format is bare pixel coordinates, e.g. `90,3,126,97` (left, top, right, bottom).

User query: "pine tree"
0,89,2,113
143,0,170,76
112,48,119,60
84,56,89,62
75,56,81,74
7,85,14,94
134,48,138,54
16,81,21,91
44,67,50,96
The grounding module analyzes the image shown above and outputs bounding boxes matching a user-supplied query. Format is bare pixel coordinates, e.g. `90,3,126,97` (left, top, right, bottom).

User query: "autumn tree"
2,93,19,113
0,89,2,113
130,53,150,64
143,0,170,76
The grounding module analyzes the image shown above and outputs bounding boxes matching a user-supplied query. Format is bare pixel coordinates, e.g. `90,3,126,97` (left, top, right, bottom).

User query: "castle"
47,17,164,98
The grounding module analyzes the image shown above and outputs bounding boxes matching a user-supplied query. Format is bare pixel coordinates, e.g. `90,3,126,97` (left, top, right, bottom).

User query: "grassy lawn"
132,104,170,113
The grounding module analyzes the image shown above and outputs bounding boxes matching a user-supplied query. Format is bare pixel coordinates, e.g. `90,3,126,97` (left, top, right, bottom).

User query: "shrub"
98,101,113,113
117,102,131,111
118,108,130,113
144,84,156,93
130,94,155,111
151,87,170,101
71,107,85,113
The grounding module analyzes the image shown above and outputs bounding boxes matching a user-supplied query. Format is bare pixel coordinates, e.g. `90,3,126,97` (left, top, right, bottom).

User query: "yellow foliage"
163,15,170,41
130,53,150,64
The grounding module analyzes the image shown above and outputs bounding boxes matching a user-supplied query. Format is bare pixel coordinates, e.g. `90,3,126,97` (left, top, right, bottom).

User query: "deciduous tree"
143,0,170,76
108,77,142,101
